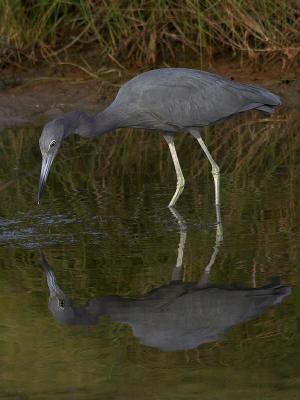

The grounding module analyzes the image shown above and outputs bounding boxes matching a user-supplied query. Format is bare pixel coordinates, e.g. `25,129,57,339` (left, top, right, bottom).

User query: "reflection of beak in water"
41,253,100,325
40,210,291,351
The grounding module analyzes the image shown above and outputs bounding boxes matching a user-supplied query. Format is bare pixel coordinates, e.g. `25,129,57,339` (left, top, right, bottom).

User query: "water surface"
0,113,300,399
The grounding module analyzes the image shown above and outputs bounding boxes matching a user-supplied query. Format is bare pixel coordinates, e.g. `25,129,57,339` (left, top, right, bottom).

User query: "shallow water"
0,114,300,399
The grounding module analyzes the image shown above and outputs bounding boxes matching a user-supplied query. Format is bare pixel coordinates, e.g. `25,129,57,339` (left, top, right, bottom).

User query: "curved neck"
96,105,123,135
73,105,123,138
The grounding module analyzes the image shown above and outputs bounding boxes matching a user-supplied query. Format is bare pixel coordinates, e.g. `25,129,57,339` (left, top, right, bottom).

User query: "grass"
0,0,299,70
0,110,299,225
0,111,297,186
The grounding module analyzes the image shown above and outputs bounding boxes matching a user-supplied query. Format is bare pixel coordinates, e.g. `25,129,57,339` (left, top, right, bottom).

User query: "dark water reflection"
42,250,291,351
0,114,300,398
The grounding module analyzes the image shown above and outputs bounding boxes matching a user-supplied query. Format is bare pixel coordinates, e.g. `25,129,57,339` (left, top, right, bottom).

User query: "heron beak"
38,153,55,204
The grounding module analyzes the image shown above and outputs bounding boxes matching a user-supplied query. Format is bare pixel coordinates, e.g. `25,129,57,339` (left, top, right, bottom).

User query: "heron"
38,68,281,214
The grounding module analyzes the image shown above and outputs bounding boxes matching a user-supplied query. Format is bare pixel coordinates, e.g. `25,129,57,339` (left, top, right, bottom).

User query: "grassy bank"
1,0,299,70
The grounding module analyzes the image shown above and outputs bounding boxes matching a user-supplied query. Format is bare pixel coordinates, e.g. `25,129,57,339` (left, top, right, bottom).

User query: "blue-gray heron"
38,68,281,209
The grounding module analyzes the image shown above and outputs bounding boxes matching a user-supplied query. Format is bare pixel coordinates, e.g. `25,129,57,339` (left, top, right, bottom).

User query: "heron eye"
59,299,65,309
48,140,56,150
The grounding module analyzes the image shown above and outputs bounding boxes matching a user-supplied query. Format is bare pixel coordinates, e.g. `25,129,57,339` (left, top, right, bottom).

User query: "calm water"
0,114,300,399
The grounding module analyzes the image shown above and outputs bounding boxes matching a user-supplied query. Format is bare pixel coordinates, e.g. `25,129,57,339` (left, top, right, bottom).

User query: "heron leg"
163,135,185,207
190,129,220,208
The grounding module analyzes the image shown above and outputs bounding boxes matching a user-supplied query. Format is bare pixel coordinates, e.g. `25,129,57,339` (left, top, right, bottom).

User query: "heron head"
38,119,66,203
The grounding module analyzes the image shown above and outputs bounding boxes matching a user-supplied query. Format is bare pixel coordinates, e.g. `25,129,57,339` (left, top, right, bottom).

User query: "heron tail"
255,104,278,114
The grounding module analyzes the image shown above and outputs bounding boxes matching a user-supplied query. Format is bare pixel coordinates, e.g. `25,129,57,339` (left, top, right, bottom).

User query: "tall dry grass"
0,0,299,69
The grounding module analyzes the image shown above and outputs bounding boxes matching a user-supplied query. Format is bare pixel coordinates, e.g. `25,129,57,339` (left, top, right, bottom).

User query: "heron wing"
118,69,280,130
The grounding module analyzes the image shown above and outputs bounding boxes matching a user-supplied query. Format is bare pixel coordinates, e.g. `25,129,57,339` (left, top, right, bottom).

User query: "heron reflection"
41,212,290,351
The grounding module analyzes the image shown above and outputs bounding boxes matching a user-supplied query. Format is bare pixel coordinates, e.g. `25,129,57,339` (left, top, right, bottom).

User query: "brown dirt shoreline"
0,61,299,129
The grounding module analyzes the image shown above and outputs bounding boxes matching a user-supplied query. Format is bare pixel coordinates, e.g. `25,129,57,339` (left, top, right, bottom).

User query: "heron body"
38,68,281,211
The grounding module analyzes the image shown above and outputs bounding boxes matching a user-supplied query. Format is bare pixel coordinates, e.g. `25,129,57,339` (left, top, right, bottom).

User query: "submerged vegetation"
1,0,299,69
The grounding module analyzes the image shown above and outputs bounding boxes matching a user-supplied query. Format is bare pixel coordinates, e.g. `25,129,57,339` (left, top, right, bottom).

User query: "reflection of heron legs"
164,135,185,207
169,207,187,281
197,222,223,288
189,129,221,226
168,206,223,286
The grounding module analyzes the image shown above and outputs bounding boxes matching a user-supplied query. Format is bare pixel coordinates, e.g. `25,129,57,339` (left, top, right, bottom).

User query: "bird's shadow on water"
39,207,291,352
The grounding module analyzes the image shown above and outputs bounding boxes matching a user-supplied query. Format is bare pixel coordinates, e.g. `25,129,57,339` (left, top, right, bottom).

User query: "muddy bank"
0,78,115,129
0,63,299,129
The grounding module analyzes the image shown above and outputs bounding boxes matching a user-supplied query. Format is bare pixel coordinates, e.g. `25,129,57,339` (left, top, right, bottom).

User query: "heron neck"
77,105,123,138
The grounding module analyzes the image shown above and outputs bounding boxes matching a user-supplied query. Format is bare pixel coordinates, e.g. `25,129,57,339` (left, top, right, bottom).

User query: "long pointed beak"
38,153,55,204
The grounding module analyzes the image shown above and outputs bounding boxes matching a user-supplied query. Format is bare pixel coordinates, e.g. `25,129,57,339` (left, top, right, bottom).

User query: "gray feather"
113,68,281,132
